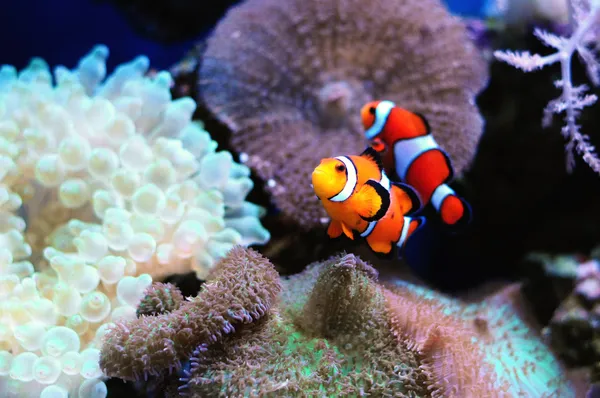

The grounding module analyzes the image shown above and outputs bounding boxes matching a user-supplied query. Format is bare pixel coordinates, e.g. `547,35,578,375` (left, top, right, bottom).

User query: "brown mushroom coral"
199,0,489,228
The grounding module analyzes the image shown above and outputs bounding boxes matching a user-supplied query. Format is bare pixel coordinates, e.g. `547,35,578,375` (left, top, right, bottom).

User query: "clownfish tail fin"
438,192,472,228
396,216,426,258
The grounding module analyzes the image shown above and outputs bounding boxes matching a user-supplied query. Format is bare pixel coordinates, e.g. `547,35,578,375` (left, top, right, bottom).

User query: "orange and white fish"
361,100,472,227
312,147,425,256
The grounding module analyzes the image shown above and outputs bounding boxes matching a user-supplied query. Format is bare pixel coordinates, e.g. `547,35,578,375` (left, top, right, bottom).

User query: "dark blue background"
2,0,196,72
2,0,487,73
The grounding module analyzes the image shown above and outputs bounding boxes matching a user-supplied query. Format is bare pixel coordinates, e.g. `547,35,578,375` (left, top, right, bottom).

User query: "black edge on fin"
392,182,423,215
413,216,427,230
412,112,432,134
457,198,473,227
438,148,456,183
360,179,390,221
349,227,361,241
464,200,473,224
366,240,397,260
360,146,384,171
443,196,473,232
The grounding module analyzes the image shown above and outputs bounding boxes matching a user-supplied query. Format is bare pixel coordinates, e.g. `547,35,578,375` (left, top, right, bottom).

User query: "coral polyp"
316,80,358,129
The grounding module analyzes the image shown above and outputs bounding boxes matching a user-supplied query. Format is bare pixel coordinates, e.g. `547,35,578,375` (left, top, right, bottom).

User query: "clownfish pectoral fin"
360,146,384,171
327,220,344,239
391,182,422,215
353,180,390,222
341,222,355,240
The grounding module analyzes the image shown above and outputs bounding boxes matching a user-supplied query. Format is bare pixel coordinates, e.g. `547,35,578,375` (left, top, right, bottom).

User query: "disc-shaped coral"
385,280,584,397
199,0,489,228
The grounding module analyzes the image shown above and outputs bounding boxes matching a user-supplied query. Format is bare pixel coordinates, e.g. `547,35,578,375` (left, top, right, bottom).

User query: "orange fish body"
361,100,472,227
312,147,425,256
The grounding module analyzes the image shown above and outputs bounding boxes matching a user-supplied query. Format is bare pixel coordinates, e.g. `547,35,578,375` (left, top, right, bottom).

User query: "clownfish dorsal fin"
360,147,384,171
392,182,422,215
412,111,432,135
353,179,390,221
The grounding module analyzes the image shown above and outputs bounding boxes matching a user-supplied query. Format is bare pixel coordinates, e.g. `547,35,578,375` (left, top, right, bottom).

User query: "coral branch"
99,246,281,381
494,0,600,174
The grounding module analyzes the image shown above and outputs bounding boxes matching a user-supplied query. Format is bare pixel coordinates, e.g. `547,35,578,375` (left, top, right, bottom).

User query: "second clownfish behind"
312,147,425,257
361,100,472,228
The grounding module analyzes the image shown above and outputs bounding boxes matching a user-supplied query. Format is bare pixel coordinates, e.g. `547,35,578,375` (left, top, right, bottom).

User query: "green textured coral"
181,252,580,397
186,315,356,396
182,253,430,397
136,282,185,317
184,313,427,397
101,248,580,397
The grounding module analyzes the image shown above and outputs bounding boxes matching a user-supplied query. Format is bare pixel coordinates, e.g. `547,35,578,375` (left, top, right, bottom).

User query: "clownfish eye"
335,164,346,172
369,107,376,115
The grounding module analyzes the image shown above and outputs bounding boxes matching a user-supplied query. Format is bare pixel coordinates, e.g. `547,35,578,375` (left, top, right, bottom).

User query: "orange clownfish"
311,147,425,257
360,100,472,228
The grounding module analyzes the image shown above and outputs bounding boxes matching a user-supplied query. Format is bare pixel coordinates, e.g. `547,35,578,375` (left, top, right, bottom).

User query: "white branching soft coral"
494,0,600,175
0,45,270,397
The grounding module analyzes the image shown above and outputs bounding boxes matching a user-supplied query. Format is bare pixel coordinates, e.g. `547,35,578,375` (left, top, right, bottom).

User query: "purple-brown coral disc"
199,0,489,229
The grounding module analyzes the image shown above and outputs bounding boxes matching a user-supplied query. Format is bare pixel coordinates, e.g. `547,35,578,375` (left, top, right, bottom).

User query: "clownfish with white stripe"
311,147,425,257
361,100,472,228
